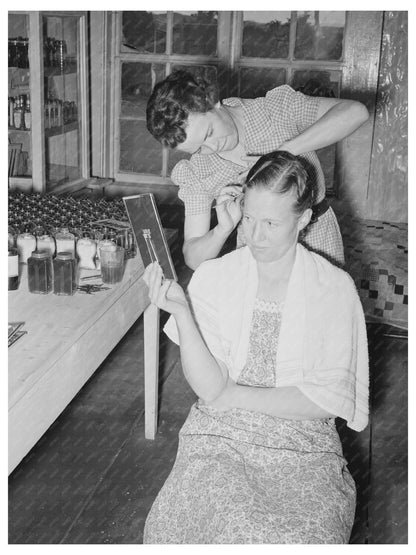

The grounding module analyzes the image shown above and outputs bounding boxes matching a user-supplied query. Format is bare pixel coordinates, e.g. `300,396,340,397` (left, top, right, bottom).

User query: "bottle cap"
56,251,74,260
30,250,51,259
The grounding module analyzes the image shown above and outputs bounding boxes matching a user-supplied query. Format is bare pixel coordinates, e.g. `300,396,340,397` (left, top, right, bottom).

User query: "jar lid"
30,250,51,259
56,251,74,260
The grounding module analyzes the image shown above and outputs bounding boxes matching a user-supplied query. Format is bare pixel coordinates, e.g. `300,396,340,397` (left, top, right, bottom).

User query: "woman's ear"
297,208,312,232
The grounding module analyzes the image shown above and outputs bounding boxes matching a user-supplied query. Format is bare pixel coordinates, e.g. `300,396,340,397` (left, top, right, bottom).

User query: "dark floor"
8,207,408,544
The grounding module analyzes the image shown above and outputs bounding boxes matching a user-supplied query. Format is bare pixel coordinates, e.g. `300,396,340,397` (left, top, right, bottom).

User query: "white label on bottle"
8,255,18,277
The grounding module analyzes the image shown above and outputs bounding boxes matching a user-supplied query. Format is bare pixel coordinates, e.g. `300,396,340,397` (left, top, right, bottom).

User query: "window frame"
113,10,351,195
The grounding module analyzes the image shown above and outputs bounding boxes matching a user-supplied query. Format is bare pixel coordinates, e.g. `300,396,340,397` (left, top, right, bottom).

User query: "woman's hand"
215,185,244,235
142,262,189,317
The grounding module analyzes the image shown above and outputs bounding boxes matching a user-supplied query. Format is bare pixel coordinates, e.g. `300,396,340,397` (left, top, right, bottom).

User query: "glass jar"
53,252,77,296
96,238,115,270
76,237,96,270
8,225,17,249
55,227,75,257
28,250,53,294
16,232,37,264
36,234,56,257
8,248,19,291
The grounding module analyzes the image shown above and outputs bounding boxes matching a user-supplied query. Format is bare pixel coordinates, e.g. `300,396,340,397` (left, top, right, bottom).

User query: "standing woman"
142,151,369,544
146,70,369,269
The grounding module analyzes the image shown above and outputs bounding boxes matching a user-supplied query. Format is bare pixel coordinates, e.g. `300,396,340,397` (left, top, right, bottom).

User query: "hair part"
146,70,219,148
244,151,316,216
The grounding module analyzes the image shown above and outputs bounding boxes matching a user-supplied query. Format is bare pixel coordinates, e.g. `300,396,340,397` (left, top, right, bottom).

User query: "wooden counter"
8,252,161,474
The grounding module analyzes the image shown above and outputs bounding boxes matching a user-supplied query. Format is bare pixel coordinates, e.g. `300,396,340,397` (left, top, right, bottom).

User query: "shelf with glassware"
8,12,91,194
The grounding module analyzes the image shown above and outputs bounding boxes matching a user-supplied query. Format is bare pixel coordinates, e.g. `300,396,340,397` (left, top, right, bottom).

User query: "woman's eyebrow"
243,211,282,223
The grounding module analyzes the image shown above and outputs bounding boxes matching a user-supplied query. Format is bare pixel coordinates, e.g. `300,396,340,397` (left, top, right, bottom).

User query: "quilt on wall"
343,219,408,330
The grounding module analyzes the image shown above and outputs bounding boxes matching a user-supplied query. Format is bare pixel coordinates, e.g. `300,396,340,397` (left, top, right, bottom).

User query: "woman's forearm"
175,308,227,401
212,382,335,420
283,100,369,156
183,225,230,270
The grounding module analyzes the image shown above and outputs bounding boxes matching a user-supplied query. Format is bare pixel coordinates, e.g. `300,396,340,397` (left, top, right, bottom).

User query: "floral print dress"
143,299,356,544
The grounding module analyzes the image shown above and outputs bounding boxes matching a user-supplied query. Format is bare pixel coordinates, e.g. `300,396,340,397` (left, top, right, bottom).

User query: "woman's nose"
251,221,264,242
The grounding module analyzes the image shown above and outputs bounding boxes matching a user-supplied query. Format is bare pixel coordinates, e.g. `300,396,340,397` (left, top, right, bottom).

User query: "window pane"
239,67,286,98
172,64,218,89
168,148,191,175
43,15,81,189
172,11,218,56
292,69,341,98
121,11,167,54
119,120,162,174
8,12,32,178
242,12,291,58
295,11,345,60
121,62,165,119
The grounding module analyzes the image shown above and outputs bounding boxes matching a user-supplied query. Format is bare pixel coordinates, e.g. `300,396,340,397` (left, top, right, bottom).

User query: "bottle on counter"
8,248,19,291
54,227,75,257
8,225,17,249
27,250,53,294
96,238,115,270
76,237,97,270
53,252,77,296
16,232,37,264
36,234,56,257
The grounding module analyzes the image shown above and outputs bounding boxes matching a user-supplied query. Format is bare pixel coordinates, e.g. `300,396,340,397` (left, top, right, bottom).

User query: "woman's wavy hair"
244,151,316,216
146,70,219,148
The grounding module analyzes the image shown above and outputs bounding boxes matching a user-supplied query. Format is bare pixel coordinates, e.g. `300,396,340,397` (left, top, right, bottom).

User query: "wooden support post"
143,303,160,439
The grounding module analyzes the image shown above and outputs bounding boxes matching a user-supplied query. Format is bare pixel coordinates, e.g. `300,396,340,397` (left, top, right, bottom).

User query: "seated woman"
142,151,369,544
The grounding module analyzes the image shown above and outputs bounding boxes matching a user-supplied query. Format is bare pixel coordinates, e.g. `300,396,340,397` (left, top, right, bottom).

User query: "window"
116,11,347,194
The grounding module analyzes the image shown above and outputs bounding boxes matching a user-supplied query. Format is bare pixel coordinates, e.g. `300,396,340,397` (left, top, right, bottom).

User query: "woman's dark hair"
146,70,219,148
244,151,316,216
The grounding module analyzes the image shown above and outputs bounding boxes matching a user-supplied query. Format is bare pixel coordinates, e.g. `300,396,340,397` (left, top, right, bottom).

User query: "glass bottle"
96,238,115,270
8,248,19,291
24,96,31,129
13,97,23,130
8,225,16,249
55,227,75,257
9,96,14,128
76,237,97,270
16,232,36,264
36,234,56,257
27,250,53,294
53,252,77,296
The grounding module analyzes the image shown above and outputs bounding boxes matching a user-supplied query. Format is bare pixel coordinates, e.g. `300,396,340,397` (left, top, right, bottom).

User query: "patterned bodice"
237,298,284,387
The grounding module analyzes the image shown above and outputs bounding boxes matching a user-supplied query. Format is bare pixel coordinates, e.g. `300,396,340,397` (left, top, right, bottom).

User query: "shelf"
44,120,78,138
44,64,77,78
9,127,31,133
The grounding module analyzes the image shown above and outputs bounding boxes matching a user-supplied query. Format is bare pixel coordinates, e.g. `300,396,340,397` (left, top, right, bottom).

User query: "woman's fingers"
147,262,164,304
219,184,242,195
156,279,172,307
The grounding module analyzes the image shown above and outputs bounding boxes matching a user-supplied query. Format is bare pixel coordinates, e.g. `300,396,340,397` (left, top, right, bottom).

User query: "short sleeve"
265,85,320,135
171,160,214,216
171,155,244,216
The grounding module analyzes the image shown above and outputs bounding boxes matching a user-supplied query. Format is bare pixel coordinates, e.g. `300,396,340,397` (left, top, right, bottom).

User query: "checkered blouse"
171,85,344,266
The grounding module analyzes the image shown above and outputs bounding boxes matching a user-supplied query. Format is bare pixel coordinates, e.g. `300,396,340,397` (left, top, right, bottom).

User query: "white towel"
164,244,369,431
